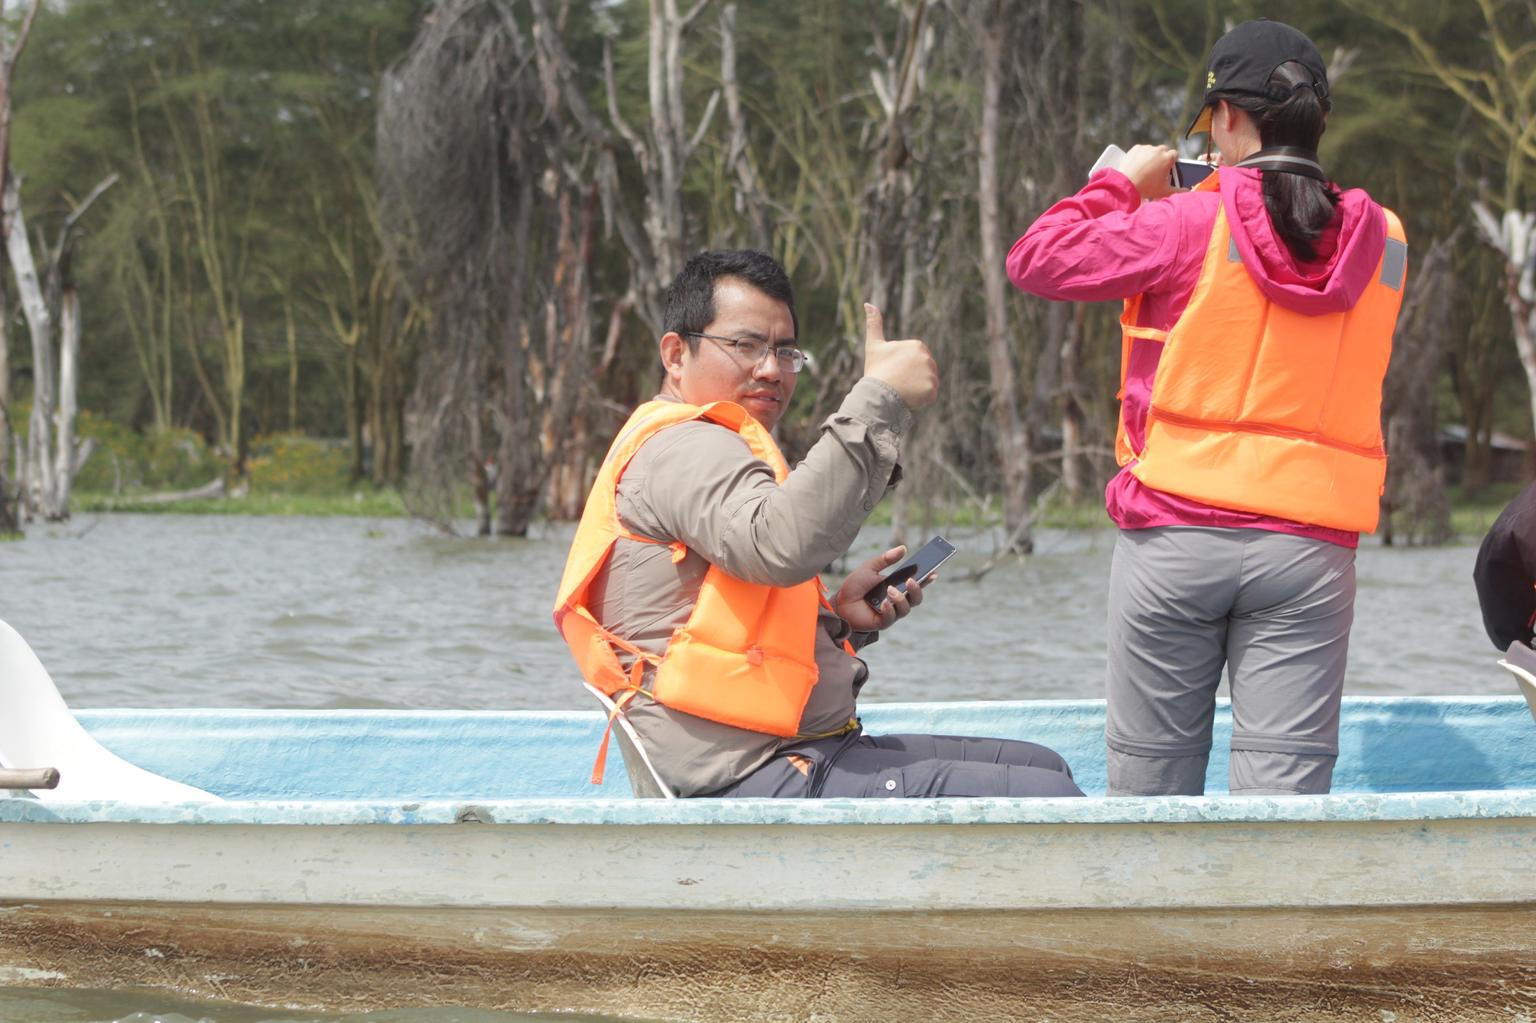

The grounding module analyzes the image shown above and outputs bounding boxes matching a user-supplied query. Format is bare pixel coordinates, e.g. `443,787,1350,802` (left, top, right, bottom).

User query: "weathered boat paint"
1,696,1533,1022
4,902,1533,1022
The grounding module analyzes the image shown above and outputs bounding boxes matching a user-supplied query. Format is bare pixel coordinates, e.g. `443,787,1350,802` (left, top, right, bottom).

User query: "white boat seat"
581,682,676,799
0,619,220,802
1499,641,1536,723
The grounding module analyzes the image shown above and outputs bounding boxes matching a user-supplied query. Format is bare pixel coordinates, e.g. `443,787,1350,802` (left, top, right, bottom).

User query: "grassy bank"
75,488,407,517
1447,481,1526,541
72,429,411,517
72,481,1528,537
68,416,1529,541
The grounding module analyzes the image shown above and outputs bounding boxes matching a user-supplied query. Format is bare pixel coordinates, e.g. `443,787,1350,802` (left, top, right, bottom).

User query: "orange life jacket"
553,399,822,742
1115,174,1407,532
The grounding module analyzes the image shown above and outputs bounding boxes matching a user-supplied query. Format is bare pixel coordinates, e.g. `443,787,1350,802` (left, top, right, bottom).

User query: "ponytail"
1213,61,1339,263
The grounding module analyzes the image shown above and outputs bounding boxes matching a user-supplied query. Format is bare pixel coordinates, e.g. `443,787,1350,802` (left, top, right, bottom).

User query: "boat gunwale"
60,693,1532,721
3,695,1530,827
4,789,1536,827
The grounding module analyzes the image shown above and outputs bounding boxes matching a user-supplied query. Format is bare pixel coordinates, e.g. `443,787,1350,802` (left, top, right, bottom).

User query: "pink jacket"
1007,166,1389,548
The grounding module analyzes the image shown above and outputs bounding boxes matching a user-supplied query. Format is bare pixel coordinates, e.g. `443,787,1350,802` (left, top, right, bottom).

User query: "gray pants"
1105,526,1356,796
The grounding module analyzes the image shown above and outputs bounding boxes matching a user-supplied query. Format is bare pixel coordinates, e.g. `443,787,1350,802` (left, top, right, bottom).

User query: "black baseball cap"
1185,20,1330,137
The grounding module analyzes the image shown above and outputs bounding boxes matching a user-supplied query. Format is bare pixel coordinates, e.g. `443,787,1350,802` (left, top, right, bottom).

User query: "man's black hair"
662,249,797,338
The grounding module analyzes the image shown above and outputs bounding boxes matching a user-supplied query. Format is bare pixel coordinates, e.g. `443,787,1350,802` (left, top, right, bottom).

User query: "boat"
2,622,1535,1021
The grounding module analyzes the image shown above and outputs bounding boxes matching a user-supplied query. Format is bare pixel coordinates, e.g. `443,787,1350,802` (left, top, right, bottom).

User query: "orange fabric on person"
1113,175,1406,533
553,399,821,737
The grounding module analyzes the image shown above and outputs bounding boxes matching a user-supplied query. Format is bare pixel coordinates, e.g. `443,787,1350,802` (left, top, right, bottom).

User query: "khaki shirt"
586,377,911,795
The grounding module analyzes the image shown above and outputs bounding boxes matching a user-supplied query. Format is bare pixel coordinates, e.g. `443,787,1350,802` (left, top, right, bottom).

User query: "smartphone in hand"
863,536,958,611
1171,158,1216,188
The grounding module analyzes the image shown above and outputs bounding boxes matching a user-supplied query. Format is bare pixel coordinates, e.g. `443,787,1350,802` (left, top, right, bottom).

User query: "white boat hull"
2,698,1533,1020
1,813,1533,912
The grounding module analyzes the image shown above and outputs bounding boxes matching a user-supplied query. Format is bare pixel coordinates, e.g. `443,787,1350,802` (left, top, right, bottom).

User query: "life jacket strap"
795,715,861,742
590,666,645,786
815,578,861,657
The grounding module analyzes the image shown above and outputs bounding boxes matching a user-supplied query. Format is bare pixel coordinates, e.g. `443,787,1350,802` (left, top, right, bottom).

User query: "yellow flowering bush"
246,433,351,495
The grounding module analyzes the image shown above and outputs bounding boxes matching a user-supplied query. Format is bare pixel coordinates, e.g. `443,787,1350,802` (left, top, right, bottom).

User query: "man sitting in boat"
554,250,1082,798
1476,481,1536,675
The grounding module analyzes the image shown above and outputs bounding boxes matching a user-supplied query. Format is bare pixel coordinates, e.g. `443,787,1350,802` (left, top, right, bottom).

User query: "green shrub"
246,432,351,495
142,427,220,489
19,406,220,493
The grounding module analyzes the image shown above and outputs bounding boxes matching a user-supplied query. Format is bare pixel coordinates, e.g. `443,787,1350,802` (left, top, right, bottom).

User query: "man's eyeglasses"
682,332,806,373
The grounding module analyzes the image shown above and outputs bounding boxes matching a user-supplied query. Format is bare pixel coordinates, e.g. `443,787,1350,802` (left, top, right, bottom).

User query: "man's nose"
752,352,782,381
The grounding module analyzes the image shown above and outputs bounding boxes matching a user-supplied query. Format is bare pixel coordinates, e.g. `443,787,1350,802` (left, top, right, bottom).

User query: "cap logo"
1207,70,1216,88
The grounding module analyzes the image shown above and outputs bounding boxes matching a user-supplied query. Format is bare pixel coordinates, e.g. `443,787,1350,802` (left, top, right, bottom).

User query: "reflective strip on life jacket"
1116,175,1406,533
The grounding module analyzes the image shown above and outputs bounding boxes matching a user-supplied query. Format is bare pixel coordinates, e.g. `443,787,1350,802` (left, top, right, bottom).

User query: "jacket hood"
1220,166,1386,315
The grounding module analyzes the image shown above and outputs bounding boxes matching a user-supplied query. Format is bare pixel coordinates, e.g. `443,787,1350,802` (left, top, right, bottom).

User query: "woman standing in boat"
1008,20,1408,796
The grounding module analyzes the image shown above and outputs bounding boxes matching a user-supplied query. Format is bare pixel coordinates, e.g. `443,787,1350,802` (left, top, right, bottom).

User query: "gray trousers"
1105,526,1356,796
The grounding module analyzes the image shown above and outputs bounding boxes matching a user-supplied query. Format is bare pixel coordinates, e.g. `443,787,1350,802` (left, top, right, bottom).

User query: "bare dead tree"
1379,234,1454,546
717,2,772,250
1354,0,1536,456
860,0,934,326
0,0,41,534
970,0,1030,551
1445,244,1510,492
381,0,611,536
6,169,116,522
379,0,531,533
859,0,937,547
958,0,1091,552
602,0,719,333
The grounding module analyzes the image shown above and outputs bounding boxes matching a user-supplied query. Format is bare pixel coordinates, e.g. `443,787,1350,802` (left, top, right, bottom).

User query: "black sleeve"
1473,481,1536,650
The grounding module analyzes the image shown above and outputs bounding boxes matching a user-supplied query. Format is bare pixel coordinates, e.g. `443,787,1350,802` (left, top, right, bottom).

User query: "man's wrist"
843,376,915,437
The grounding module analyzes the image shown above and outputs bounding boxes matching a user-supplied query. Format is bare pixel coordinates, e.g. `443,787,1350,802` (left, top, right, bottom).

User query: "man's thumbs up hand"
863,302,938,411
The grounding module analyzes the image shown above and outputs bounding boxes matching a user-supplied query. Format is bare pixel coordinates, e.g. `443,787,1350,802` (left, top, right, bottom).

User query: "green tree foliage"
0,0,1529,532
10,0,425,476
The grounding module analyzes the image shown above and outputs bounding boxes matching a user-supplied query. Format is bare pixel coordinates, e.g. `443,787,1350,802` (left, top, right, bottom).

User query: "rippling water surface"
0,513,1511,1022
3,513,1506,710
0,987,636,1023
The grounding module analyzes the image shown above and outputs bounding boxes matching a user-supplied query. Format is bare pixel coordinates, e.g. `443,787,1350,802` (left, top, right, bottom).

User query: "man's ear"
659,331,688,383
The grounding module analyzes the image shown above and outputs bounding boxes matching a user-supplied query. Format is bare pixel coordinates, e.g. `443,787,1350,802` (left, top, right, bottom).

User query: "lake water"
0,987,639,1023
3,513,1508,711
0,513,1512,1022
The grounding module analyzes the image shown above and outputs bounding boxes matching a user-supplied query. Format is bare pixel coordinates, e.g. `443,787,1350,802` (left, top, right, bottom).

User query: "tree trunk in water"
369,349,406,487
1515,309,1536,456
536,180,598,524
227,319,246,475
0,305,15,535
1472,204,1536,464
1463,430,1493,493
1060,304,1086,503
6,174,52,520
344,341,363,482
494,149,538,537
1377,235,1452,545
977,9,1029,552
0,0,38,535
470,411,491,537
48,287,82,520
285,296,299,433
